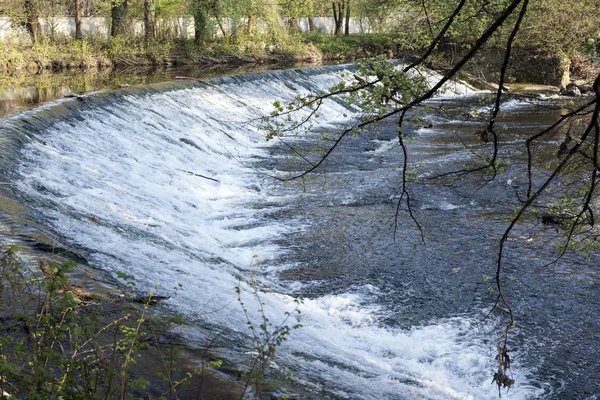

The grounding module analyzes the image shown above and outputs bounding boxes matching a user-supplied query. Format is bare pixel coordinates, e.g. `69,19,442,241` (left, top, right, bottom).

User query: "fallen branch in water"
177,169,220,183
108,293,170,306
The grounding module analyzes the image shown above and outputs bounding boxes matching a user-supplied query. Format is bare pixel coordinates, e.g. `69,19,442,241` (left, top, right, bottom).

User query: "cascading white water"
11,65,549,399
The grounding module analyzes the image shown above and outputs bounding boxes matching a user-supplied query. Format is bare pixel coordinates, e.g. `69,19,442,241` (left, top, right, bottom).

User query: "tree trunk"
308,16,316,33
111,0,129,37
344,0,350,36
24,0,41,43
144,0,156,42
332,2,338,35
332,1,344,36
193,0,209,45
287,17,299,33
216,17,227,38
74,0,82,40
247,14,256,35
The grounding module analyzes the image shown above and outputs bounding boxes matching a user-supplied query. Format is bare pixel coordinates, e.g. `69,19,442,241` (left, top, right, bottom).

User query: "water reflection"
0,62,318,118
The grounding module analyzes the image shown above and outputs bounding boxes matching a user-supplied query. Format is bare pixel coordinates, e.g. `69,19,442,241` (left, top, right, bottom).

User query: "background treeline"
0,0,597,55
0,1,598,86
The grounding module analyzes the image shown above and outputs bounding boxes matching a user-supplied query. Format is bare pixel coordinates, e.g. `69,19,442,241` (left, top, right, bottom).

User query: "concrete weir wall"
477,48,570,87
448,47,571,87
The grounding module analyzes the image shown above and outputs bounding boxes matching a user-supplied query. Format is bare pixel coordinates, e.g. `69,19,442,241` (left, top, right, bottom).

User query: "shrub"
0,246,188,399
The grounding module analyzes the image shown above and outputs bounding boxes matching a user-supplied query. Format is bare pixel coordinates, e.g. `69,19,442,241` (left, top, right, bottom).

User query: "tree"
261,0,600,393
332,0,348,36
110,0,129,37
24,0,41,43
344,0,350,36
308,15,316,32
191,0,210,44
144,0,156,41
74,0,82,40
280,0,318,33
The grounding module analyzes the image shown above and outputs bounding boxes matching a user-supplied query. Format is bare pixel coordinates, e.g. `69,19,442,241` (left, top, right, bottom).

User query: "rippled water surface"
0,65,598,399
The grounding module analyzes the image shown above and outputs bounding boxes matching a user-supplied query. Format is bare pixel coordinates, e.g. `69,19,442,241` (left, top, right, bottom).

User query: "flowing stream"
0,65,598,399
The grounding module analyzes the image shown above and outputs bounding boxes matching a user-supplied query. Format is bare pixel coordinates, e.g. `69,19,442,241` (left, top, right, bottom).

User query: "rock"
541,213,571,225
560,82,581,97
566,87,581,96
578,83,593,93
485,82,510,92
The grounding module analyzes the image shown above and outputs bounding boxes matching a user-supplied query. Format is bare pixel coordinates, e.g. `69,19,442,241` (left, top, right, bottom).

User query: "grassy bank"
0,34,323,74
4,32,592,88
0,33,422,74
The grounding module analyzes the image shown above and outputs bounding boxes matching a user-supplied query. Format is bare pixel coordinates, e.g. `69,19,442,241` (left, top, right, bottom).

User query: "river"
0,64,598,399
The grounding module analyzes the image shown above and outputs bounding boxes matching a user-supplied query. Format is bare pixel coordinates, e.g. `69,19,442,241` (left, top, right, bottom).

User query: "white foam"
15,66,544,399
367,139,398,156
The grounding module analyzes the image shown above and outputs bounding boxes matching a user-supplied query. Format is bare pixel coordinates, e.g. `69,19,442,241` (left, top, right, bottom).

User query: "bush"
0,246,190,399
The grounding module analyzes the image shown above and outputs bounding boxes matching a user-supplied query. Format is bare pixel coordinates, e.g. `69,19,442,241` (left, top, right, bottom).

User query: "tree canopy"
2,0,597,59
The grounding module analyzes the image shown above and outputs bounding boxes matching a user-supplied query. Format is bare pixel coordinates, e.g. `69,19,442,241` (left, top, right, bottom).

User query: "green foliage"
0,247,195,399
518,0,600,56
305,33,354,56
105,36,139,60
0,41,25,68
262,56,428,147
236,256,302,399
580,32,600,59
0,0,597,64
0,0,596,72
413,0,600,56
105,36,171,63
305,33,420,58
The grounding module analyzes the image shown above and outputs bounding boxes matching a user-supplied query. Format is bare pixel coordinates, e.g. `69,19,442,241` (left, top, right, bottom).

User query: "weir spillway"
0,65,598,399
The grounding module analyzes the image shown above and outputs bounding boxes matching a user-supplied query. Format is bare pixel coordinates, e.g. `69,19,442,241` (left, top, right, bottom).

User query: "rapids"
0,65,598,399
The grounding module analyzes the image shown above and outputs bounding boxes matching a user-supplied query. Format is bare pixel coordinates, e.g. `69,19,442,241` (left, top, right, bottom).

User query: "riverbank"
0,35,323,73
1,52,596,121
0,63,321,117
1,32,598,90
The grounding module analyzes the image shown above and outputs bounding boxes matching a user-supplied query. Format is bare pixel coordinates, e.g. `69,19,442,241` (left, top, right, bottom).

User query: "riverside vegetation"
0,0,597,75
0,246,303,399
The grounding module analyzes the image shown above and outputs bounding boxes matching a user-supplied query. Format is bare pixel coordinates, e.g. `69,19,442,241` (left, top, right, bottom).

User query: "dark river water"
0,65,598,399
